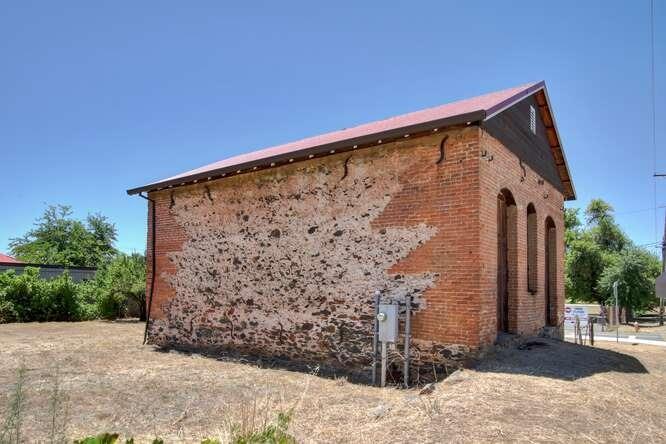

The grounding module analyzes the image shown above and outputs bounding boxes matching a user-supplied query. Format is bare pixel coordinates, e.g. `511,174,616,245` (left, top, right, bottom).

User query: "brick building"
128,81,575,379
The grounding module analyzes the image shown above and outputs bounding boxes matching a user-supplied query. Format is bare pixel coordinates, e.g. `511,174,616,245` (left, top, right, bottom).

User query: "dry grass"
1,321,665,443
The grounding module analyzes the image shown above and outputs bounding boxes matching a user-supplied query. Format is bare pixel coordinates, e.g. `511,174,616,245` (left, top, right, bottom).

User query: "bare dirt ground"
1,321,665,443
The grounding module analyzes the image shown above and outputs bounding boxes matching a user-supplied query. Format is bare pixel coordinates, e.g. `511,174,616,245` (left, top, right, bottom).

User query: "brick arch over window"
526,203,537,294
497,189,517,334
545,216,557,326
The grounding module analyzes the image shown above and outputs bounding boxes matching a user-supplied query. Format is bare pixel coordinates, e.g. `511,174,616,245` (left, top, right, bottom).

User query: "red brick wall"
375,128,483,349
478,128,565,344
145,192,187,320
143,124,566,374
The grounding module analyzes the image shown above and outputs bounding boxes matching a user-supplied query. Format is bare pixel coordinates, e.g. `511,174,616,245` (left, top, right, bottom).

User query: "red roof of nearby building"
127,81,574,198
0,253,22,264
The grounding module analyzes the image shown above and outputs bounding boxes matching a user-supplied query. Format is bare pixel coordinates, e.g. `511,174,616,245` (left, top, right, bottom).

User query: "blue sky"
1,1,664,256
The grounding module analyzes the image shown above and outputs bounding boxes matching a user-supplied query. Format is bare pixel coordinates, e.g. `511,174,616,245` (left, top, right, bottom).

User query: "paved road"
565,327,665,342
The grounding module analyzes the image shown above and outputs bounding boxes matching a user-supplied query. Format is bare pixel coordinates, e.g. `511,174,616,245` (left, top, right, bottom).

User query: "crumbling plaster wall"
147,127,483,375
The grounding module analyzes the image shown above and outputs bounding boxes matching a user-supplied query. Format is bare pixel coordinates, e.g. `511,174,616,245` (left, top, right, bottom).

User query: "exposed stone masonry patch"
150,146,439,370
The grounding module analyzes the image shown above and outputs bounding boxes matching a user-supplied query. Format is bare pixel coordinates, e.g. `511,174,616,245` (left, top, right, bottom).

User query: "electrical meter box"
377,304,399,343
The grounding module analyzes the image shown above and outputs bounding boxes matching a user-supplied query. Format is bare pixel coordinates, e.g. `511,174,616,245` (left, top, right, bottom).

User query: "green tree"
565,234,614,304
565,198,659,318
564,207,582,247
585,199,629,253
9,205,117,267
565,199,626,304
598,248,662,316
97,254,146,320
584,198,614,225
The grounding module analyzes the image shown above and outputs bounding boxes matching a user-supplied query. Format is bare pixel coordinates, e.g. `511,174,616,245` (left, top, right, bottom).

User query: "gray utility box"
657,272,666,300
377,304,399,343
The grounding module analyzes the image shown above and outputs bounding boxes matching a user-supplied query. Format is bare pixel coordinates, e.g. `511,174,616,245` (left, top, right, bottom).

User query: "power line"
614,204,666,216
650,0,659,248
639,240,662,247
566,204,665,216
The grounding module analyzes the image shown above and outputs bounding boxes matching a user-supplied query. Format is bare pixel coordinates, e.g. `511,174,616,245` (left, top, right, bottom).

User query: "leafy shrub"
0,296,18,324
0,268,44,322
0,271,18,323
95,254,146,320
75,280,103,321
35,273,80,321
0,252,146,324
0,269,83,322
95,286,126,320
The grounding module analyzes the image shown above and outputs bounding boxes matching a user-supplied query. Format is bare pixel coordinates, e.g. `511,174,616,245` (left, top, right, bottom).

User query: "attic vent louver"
529,105,536,134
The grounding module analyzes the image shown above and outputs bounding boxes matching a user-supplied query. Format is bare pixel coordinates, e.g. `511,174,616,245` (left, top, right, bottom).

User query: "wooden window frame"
527,204,537,294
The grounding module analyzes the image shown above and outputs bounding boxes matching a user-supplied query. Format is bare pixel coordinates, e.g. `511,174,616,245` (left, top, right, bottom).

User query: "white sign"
656,272,666,301
564,306,589,326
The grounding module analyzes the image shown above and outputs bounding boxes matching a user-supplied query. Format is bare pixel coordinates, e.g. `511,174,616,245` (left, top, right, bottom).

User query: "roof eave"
539,86,576,201
484,80,546,120
126,110,486,195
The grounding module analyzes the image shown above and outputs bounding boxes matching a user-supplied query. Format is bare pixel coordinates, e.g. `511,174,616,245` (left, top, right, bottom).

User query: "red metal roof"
127,81,573,197
0,253,22,264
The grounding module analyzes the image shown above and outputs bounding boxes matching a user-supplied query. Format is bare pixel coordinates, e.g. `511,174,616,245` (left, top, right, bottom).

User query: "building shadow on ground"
152,343,375,384
102,318,144,324
475,338,648,381
151,337,648,385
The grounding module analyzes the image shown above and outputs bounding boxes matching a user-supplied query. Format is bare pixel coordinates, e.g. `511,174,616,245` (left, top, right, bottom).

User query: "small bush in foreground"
74,435,163,444
73,433,120,444
230,410,296,444
71,410,297,444
0,362,297,443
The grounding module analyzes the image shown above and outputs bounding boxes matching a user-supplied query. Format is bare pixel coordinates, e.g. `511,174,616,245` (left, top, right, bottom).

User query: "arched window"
545,217,557,326
526,204,537,293
497,189,517,334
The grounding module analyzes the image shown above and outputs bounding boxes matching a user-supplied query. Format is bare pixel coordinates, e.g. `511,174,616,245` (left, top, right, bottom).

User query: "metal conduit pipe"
372,290,381,386
138,192,156,345
404,295,412,388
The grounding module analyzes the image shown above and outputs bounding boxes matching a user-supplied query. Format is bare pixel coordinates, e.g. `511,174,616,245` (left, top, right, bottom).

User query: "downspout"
138,192,156,345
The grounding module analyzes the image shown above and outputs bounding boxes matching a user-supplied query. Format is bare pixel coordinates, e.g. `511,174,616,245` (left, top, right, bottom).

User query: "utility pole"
662,208,666,273
657,174,666,326
613,281,620,343
659,211,666,326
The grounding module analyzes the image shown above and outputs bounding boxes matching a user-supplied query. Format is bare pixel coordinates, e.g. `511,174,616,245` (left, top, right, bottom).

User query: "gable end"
480,91,574,200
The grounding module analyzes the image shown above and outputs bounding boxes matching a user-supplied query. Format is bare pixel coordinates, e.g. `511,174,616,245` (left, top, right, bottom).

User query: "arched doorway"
545,217,556,326
497,189,516,333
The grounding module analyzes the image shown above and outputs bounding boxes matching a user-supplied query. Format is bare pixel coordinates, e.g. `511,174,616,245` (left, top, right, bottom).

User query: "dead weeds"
0,321,665,443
